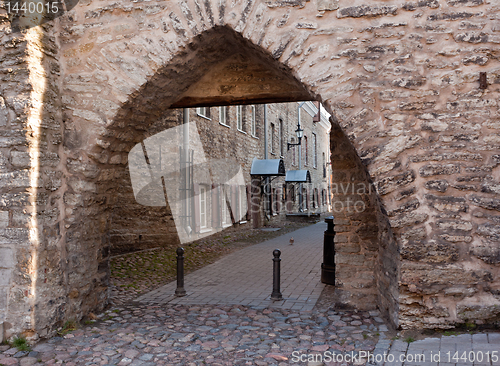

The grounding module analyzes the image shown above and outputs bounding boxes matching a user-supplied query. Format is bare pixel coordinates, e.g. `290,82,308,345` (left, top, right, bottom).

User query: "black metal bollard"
175,247,187,297
321,216,336,285
271,249,283,301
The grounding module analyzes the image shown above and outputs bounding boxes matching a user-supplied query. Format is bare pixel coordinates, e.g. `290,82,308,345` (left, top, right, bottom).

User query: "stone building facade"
110,102,331,254
0,0,500,342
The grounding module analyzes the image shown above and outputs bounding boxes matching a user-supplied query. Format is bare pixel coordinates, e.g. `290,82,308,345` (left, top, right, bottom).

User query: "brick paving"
137,221,328,311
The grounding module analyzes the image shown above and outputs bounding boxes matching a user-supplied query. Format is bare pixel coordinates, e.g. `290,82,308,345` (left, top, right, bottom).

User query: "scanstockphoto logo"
128,122,247,244
4,0,79,31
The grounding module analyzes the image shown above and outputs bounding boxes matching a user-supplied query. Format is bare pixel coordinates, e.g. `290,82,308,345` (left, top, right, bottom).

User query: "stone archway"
60,25,395,329
2,0,500,341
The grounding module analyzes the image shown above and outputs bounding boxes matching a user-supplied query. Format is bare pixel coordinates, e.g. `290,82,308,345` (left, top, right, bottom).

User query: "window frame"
196,107,210,119
219,106,228,127
313,132,317,168
270,123,276,155
236,105,243,131
279,118,284,157
251,105,257,137
304,135,308,166
199,185,207,229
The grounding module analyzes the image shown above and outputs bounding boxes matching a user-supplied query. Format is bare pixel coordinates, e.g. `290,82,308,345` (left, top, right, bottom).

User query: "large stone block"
425,180,449,192
470,195,500,211
426,194,468,213
0,211,8,229
390,211,428,228
376,170,416,195
457,304,500,322
401,240,460,263
471,242,500,264
317,0,338,11
0,248,14,268
401,263,493,291
420,164,460,177
0,269,11,286
337,5,398,18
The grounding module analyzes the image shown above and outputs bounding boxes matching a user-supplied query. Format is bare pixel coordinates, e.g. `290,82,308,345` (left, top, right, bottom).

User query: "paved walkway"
137,221,327,311
378,334,500,366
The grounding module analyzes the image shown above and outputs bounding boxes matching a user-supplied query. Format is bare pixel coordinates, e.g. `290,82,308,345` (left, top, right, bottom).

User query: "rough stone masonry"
0,0,499,341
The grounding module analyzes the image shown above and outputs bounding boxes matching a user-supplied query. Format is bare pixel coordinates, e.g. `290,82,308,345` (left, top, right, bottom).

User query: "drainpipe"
264,104,268,159
183,108,190,234
298,102,305,212
183,108,189,150
263,105,270,219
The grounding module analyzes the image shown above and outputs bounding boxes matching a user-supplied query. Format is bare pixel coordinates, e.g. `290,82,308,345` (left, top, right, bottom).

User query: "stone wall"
1,0,500,339
0,21,32,343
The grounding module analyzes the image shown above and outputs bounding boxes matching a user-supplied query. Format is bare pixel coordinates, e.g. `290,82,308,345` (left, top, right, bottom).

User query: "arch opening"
30,25,398,338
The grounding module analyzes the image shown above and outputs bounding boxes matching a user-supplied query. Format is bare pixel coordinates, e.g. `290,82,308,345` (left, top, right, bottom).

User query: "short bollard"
271,249,283,301
321,216,336,285
175,247,187,297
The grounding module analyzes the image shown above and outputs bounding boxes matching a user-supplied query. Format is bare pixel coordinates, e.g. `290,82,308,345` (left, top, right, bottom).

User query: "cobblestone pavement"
1,300,499,366
1,222,499,365
0,301,387,366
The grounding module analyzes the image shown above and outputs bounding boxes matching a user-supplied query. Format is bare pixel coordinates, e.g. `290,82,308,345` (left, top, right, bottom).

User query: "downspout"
298,102,304,212
264,105,270,220
183,108,190,235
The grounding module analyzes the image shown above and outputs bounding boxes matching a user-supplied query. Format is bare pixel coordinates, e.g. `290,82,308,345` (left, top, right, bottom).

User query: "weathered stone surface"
390,212,429,228
481,182,500,194
402,0,439,11
420,164,460,177
470,195,500,211
476,223,500,241
425,180,449,192
387,199,419,216
457,304,500,322
437,219,473,232
2,0,500,338
337,5,398,18
444,286,476,298
401,263,493,289
426,195,468,213
472,242,500,264
376,171,415,195
454,32,489,43
316,0,338,11
447,0,483,6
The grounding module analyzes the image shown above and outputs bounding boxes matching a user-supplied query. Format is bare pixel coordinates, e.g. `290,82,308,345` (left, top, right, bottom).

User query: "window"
313,133,317,168
251,105,257,136
197,107,210,119
199,186,207,229
270,123,275,154
304,136,308,166
236,105,243,131
219,106,228,126
279,118,284,157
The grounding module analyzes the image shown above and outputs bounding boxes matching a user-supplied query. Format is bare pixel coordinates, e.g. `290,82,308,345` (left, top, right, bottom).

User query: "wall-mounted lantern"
287,122,304,150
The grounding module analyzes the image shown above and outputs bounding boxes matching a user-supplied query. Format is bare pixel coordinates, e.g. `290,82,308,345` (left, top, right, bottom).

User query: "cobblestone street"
1,223,499,365
0,302,386,366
